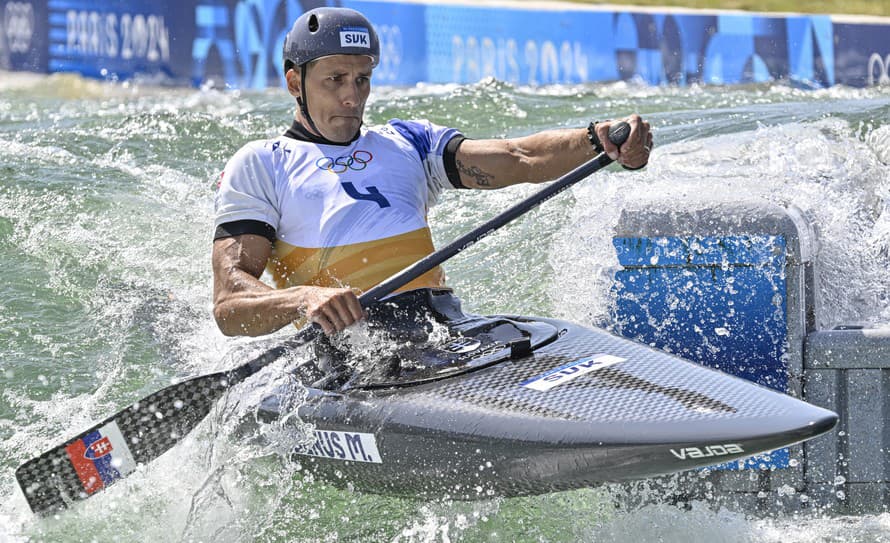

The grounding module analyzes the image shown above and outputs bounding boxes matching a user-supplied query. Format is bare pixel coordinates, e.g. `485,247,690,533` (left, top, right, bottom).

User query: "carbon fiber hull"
254,316,837,499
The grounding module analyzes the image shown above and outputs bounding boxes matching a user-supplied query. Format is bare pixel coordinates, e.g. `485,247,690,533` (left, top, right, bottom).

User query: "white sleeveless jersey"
214,119,462,292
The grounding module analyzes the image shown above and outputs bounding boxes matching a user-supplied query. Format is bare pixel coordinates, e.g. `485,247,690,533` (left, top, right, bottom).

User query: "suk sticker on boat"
521,354,626,391
295,429,382,464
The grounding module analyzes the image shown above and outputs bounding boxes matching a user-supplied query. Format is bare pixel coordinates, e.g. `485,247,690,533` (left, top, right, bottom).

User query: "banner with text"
0,0,887,88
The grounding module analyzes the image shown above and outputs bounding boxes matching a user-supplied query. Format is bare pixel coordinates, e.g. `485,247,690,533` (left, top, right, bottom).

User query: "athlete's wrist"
586,121,605,154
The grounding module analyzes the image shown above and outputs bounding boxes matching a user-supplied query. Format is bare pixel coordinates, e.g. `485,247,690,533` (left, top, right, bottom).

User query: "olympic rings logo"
4,2,34,54
316,150,374,174
868,53,890,86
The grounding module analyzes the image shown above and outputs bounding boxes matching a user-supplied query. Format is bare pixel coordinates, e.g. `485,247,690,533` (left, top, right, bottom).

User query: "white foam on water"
550,118,890,329
3,342,318,543
1,75,889,542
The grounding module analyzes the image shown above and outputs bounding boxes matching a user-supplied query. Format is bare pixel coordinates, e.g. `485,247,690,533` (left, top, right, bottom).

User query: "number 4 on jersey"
341,182,391,208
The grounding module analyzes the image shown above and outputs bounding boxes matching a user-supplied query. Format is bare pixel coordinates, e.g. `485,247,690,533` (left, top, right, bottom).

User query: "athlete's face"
287,55,372,143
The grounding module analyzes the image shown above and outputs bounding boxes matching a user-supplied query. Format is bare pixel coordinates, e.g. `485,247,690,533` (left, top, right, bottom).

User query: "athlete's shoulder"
222,137,295,188
349,124,410,153
363,122,406,141
372,119,461,162
230,135,312,168
385,118,438,139
228,138,275,162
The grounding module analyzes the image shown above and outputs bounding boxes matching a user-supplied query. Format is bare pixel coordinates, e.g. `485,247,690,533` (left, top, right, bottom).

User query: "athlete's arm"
453,115,652,189
212,234,364,336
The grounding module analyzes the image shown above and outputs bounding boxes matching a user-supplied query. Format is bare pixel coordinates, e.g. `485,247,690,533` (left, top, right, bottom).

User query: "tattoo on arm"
456,159,495,187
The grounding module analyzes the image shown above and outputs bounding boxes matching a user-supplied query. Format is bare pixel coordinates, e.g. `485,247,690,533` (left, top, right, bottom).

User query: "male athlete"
212,7,652,338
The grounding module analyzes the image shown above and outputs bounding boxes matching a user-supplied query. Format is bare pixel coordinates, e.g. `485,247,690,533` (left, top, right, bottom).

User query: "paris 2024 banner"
1,0,888,89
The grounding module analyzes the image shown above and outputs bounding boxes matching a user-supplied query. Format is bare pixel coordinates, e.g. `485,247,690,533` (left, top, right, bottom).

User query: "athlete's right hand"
298,286,365,335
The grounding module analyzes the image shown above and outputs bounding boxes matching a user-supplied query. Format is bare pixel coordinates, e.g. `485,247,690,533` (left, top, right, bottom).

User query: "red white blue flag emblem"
84,436,113,459
64,421,137,494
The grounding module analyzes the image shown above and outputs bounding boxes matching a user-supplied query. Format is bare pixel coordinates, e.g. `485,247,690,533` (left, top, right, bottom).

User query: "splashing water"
1,72,889,542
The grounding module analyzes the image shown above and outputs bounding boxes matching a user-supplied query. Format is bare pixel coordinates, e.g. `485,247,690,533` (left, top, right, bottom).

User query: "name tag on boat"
295,429,383,464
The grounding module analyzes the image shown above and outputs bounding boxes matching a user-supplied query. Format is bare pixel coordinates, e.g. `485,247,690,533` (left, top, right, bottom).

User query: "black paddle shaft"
16,121,630,515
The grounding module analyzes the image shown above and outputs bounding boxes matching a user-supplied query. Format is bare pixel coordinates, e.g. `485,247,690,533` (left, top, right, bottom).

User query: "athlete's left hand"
596,114,653,170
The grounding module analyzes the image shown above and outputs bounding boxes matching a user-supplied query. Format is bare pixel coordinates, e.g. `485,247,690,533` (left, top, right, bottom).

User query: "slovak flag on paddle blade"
64,421,137,495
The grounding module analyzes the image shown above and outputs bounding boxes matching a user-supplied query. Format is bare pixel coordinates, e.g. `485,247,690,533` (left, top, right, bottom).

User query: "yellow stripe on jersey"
269,226,445,293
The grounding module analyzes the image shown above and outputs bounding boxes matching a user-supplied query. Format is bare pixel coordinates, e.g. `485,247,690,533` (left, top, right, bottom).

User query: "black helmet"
283,7,380,73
